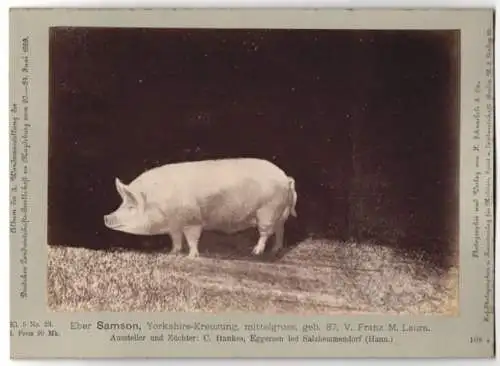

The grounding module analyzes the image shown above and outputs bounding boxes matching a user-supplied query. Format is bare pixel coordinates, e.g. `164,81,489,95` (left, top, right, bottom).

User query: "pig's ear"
115,177,127,199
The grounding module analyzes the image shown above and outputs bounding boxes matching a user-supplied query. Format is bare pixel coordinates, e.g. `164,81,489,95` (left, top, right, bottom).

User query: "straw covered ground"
47,234,458,315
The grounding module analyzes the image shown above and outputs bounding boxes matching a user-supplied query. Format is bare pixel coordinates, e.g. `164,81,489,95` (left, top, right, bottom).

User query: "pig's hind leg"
252,232,271,256
252,208,277,255
271,221,285,254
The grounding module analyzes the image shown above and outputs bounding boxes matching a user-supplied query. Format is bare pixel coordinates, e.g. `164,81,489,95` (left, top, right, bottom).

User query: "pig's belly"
197,195,264,234
201,213,258,234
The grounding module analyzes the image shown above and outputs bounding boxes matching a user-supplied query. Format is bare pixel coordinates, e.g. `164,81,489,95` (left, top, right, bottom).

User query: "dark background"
48,27,460,268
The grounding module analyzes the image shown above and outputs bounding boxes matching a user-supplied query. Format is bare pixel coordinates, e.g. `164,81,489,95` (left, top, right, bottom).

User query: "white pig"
104,158,298,258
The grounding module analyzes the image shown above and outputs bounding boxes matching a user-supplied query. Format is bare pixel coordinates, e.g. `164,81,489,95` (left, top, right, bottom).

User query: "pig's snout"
104,214,118,228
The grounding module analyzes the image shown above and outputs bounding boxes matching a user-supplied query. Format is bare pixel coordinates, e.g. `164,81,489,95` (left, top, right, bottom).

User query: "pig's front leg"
183,225,202,259
169,231,183,255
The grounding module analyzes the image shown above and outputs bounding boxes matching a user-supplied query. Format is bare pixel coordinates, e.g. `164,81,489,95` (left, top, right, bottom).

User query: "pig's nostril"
104,215,121,228
104,215,120,228
104,215,112,226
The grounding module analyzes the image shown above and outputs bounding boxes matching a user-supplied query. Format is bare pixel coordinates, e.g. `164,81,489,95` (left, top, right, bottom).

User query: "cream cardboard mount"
9,8,495,359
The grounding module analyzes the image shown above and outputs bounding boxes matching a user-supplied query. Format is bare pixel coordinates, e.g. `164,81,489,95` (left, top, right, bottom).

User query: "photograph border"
9,8,495,358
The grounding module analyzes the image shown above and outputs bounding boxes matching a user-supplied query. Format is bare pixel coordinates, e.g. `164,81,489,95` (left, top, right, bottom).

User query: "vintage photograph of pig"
48,27,459,315
104,158,298,258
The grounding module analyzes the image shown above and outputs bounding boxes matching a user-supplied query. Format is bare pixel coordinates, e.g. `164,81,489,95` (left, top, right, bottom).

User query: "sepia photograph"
47,26,460,315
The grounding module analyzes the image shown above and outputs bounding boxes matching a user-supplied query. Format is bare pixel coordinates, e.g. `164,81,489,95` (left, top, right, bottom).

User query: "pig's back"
131,158,289,201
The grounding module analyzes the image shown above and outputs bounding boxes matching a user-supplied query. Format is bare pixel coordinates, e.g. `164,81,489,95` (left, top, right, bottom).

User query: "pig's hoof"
187,252,199,259
252,246,264,255
170,249,182,255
